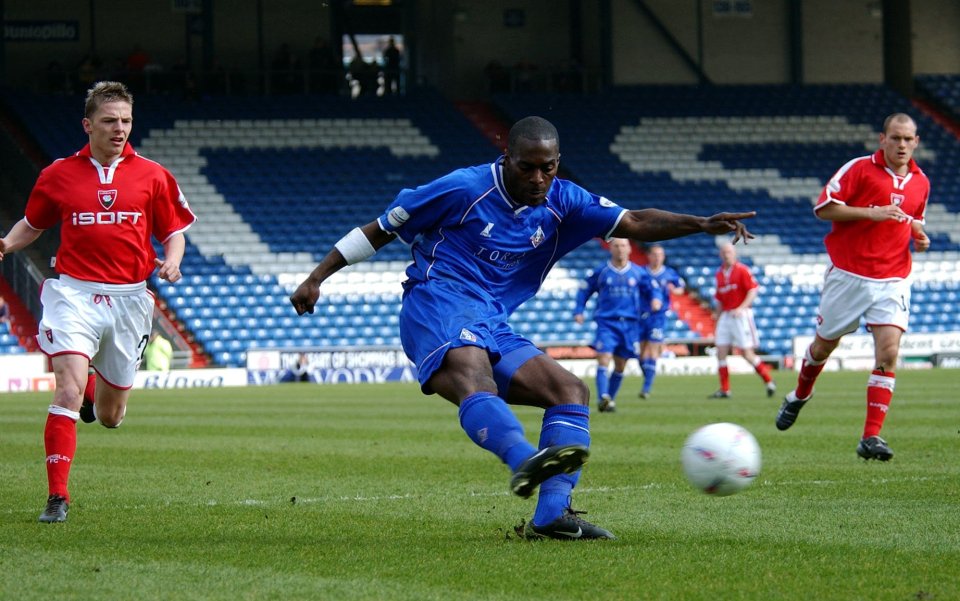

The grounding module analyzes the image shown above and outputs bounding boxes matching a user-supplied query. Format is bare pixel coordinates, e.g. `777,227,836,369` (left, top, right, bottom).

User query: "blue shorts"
399,279,542,395
592,317,639,359
639,313,667,344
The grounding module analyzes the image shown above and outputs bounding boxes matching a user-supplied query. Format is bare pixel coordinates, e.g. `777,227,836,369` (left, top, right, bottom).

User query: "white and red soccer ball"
681,422,761,496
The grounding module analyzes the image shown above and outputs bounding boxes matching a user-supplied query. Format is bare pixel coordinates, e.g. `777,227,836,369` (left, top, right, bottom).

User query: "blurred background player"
291,116,755,540
573,238,647,413
143,329,173,371
637,243,684,399
0,81,196,523
709,242,775,399
776,113,930,461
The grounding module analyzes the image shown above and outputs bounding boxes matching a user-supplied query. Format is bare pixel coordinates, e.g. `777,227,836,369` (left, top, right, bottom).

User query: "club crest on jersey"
890,193,905,206
459,328,477,342
530,226,545,248
480,222,495,237
45,329,53,343
98,189,118,209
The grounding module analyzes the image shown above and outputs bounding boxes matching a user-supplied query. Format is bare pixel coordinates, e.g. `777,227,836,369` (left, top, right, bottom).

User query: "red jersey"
25,143,196,285
815,149,929,280
714,262,758,312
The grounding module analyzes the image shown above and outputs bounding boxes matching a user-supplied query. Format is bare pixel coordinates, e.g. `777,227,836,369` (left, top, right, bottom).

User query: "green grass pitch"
2,369,958,600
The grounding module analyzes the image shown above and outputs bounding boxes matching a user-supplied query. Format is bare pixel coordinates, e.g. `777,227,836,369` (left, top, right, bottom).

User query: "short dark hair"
881,113,916,134
84,81,134,118
507,116,559,154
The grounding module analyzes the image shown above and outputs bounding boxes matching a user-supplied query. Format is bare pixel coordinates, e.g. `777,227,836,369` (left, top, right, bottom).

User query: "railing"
0,251,45,322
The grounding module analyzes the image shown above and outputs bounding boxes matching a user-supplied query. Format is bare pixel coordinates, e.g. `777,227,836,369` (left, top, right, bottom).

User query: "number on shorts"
137,334,150,362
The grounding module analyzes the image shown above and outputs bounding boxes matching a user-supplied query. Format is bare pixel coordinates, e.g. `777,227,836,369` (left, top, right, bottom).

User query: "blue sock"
608,371,624,400
642,358,657,393
533,404,590,526
458,392,535,472
596,366,609,398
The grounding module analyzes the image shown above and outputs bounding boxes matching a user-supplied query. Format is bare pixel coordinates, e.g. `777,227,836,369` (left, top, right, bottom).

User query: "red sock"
44,412,77,501
718,363,730,392
795,346,826,399
864,369,894,439
83,372,96,405
752,358,772,383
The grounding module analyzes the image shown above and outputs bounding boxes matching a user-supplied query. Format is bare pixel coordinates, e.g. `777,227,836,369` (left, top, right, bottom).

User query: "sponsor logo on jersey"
530,226,545,248
480,222,495,237
98,189,118,209
71,211,142,225
890,192,905,206
387,206,410,228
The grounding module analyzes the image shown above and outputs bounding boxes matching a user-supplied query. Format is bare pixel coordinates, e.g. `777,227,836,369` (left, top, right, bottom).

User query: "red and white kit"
26,143,196,386
714,261,760,349
814,149,929,339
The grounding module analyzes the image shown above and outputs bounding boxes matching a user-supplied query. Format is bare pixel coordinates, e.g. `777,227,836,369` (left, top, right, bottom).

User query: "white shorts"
816,267,910,340
715,309,759,349
37,275,155,389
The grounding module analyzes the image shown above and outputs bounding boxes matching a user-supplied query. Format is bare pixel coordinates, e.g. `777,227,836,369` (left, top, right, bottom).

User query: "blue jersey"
378,159,626,314
641,265,683,316
574,261,645,320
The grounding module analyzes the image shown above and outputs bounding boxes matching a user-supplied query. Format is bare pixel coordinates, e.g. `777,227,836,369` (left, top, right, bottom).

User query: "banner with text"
246,348,418,385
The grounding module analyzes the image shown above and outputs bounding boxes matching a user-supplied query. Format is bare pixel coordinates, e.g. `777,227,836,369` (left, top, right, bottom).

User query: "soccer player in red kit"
709,242,775,398
0,81,197,522
776,113,930,461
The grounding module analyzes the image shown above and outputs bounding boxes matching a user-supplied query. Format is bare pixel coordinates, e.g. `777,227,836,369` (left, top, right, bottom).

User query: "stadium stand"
917,74,960,119
494,84,960,356
3,83,959,365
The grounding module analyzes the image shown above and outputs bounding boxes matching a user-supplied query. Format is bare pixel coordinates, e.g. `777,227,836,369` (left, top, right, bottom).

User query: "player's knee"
97,412,124,428
96,405,127,428
53,385,83,410
557,377,590,407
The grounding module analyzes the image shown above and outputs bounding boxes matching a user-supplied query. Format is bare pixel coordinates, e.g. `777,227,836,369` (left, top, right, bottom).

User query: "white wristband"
334,227,376,265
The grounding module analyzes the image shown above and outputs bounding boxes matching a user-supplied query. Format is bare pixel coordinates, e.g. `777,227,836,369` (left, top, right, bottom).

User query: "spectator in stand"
0,81,196,523
637,244,684,399
382,36,402,95
308,36,341,95
709,242,775,399
0,295,10,331
125,44,151,92
775,113,930,462
573,238,652,413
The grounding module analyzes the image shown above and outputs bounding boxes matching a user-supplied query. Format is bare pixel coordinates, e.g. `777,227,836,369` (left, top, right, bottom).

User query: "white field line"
3,476,946,516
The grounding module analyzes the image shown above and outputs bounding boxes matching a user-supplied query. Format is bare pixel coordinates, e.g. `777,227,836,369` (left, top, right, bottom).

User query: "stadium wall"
2,0,958,96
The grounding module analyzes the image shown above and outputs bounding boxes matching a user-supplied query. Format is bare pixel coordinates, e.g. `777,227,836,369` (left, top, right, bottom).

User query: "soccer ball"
681,422,761,496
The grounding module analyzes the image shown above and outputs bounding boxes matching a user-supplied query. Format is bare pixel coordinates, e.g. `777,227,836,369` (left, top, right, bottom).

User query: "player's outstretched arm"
0,219,44,261
290,220,396,316
613,209,756,245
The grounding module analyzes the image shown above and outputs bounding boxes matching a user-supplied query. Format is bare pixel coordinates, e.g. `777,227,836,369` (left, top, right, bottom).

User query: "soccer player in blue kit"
573,238,656,413
637,244,685,399
291,116,754,540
